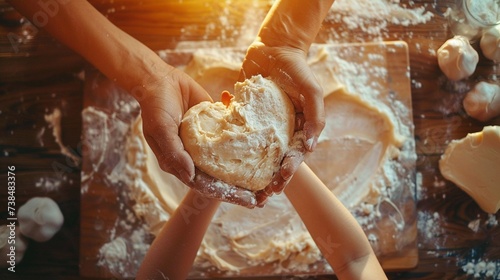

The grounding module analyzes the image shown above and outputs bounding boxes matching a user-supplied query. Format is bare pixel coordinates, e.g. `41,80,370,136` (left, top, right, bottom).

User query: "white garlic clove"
18,197,64,242
0,224,28,268
481,25,500,62
437,36,479,81
463,81,500,122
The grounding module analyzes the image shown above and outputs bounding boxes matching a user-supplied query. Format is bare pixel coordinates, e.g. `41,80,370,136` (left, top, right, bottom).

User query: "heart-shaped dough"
180,75,295,191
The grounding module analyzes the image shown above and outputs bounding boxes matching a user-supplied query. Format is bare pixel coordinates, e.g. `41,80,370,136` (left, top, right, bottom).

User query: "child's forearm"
8,0,170,95
136,189,220,280
257,0,335,51
285,163,387,280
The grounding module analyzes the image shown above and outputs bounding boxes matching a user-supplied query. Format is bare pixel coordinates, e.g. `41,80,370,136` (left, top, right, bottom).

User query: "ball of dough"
437,36,479,81
180,74,295,192
463,81,500,122
481,25,500,62
0,225,28,268
18,197,64,242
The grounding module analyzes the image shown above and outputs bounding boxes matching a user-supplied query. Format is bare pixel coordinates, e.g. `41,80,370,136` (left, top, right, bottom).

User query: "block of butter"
439,126,500,214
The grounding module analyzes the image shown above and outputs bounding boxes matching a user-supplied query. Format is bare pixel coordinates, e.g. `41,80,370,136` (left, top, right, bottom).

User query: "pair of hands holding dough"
142,43,324,208
6,0,326,209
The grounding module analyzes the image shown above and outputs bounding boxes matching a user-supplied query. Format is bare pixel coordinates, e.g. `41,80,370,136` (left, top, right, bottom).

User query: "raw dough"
0,225,28,268
180,74,295,192
306,86,404,208
439,126,500,214
480,23,500,62
437,36,479,81
18,197,64,242
463,81,500,122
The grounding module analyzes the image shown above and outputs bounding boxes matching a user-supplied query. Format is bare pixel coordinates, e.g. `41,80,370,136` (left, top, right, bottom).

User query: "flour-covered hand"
140,68,257,208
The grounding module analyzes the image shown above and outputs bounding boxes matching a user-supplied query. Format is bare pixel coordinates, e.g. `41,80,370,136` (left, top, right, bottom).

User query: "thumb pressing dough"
180,74,295,192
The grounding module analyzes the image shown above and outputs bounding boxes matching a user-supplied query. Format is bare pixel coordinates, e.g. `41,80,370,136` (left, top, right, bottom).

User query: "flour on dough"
180,74,295,192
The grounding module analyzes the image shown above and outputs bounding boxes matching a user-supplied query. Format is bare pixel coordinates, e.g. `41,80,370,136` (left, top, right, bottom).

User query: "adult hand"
138,67,257,208
240,42,325,205
238,0,334,204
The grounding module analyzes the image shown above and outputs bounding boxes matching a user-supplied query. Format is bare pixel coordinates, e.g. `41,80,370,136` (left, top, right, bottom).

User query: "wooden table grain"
0,0,499,279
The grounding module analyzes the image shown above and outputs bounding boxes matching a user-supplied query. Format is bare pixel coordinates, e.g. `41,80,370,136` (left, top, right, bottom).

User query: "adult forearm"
8,0,169,94
257,0,335,51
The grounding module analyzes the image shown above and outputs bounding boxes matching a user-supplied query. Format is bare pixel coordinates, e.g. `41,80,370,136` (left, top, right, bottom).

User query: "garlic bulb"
0,225,28,268
480,25,500,62
18,197,64,242
463,81,500,122
437,36,479,81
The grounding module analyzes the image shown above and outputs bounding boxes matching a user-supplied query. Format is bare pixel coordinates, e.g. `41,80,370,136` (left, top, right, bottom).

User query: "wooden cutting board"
80,41,417,278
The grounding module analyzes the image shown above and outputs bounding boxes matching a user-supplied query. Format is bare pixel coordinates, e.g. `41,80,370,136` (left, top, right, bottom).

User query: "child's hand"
253,113,308,206
240,43,325,204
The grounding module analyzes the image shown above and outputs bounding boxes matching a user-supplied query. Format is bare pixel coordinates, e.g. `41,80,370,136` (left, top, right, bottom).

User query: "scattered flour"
97,225,152,278
35,177,62,192
81,95,166,277
326,0,434,40
44,108,81,166
468,218,481,233
417,211,443,246
486,214,499,228
323,0,437,94
432,176,446,188
458,212,499,278
462,259,499,279
467,214,499,232
98,236,128,276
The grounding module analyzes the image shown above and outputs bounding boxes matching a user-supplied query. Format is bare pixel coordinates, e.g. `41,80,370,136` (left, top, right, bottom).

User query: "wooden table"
0,0,499,279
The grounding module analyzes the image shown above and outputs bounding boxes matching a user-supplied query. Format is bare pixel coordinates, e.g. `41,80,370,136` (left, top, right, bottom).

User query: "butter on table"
439,126,500,214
